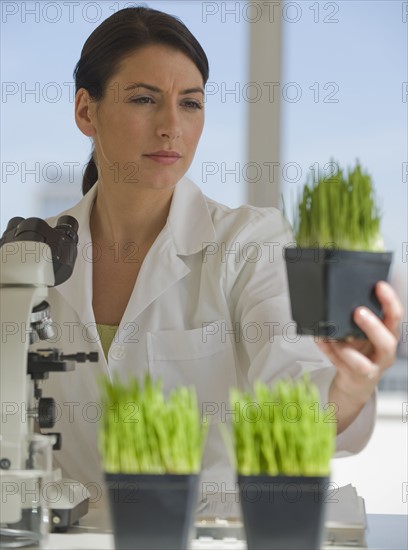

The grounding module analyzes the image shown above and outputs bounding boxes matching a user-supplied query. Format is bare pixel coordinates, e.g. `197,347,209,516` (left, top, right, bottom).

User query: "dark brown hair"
74,6,209,195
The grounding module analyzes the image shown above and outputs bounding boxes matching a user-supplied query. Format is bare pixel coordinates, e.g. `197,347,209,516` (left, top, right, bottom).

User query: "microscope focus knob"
46,432,62,451
38,398,56,429
30,301,56,342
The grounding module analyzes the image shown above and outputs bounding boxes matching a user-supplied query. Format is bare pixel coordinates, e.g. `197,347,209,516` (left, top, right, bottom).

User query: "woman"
45,6,402,499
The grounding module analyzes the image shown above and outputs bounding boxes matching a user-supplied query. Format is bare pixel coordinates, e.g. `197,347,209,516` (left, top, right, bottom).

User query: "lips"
144,150,182,165
145,150,181,158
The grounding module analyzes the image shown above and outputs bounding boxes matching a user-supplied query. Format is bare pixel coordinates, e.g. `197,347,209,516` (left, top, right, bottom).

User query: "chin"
143,170,186,190
136,178,180,191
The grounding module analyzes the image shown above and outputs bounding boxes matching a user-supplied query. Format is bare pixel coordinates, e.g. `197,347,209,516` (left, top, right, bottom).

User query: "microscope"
0,215,98,544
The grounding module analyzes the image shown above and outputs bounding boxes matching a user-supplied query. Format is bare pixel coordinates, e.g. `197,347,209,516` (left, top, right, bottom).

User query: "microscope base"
51,498,89,533
47,478,90,533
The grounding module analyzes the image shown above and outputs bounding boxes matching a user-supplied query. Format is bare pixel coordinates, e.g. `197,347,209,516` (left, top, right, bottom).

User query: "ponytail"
82,154,98,195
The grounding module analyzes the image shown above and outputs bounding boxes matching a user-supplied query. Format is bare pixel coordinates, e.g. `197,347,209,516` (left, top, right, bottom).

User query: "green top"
96,324,119,360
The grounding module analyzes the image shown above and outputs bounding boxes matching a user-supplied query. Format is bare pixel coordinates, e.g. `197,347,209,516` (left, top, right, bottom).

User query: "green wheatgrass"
99,374,207,474
230,376,336,476
293,161,383,251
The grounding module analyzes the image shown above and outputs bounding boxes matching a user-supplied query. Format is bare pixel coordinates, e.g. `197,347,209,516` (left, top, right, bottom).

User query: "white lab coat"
42,176,375,502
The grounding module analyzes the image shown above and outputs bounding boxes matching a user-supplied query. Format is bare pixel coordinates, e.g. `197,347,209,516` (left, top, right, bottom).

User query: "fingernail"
357,308,373,320
376,281,388,293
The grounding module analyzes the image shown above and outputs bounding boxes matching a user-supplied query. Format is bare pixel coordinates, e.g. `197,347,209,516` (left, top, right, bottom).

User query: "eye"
129,96,155,104
181,99,203,110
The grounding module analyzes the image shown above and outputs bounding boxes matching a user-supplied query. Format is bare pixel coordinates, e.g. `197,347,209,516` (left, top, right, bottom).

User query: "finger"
353,306,397,367
317,340,380,379
375,281,404,337
316,341,351,373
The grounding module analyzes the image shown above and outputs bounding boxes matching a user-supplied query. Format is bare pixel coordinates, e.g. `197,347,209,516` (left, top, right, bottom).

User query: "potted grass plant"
284,161,393,339
99,375,207,550
228,376,336,550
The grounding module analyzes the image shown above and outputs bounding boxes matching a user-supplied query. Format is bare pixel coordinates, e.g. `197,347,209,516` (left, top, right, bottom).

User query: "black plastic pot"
238,474,329,550
105,472,199,550
284,247,393,339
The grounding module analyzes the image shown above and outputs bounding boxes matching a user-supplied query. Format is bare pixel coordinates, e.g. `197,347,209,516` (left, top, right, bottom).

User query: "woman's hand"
317,281,404,433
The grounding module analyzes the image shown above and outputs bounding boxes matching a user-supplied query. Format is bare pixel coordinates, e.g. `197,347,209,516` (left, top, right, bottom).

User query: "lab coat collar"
167,176,216,255
63,176,216,256
51,176,216,330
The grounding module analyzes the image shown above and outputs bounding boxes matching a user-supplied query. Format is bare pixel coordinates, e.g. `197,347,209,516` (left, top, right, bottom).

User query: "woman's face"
82,44,205,189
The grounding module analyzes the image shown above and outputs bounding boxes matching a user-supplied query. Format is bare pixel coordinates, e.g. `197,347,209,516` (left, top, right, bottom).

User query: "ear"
75,88,97,137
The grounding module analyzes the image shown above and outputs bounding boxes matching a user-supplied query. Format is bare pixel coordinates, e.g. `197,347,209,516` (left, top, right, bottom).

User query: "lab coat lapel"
119,177,216,326
165,176,216,256
49,177,216,328
119,228,190,326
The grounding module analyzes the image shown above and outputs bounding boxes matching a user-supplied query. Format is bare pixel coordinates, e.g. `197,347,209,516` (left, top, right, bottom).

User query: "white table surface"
41,508,408,550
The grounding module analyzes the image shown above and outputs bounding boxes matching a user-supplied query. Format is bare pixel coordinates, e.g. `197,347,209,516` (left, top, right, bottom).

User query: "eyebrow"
123,82,205,95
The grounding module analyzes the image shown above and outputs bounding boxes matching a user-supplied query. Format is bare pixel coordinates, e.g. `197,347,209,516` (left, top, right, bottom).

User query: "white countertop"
40,509,408,550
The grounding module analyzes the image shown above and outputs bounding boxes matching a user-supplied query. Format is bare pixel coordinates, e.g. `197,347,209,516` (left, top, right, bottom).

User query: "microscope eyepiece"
55,215,79,236
0,215,80,285
54,216,79,253
5,217,25,232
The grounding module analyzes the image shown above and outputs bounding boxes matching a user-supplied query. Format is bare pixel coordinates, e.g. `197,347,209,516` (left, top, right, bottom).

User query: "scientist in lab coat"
43,6,402,499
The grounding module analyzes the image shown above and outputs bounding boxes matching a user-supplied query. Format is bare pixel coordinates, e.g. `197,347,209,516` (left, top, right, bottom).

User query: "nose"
156,103,181,141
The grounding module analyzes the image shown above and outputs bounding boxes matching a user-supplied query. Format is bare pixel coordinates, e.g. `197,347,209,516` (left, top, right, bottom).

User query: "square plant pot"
105,473,199,550
238,474,329,550
284,247,393,339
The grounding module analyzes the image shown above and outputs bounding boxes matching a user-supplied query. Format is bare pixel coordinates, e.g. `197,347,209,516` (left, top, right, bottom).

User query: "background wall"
1,0,249,223
280,0,407,361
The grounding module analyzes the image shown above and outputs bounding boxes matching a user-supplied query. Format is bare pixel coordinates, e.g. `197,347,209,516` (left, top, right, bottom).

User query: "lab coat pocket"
146,320,237,424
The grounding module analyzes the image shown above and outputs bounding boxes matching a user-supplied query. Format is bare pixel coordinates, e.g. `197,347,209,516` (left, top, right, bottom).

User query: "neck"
90,180,175,246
